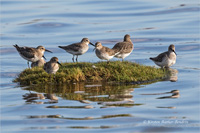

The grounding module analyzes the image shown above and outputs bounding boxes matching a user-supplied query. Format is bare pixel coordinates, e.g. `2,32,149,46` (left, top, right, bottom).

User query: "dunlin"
58,38,94,62
13,44,52,68
150,44,177,68
94,42,117,62
112,34,134,61
31,57,46,68
44,57,62,74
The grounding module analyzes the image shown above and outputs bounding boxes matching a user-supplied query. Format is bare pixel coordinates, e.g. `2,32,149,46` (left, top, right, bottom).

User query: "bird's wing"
19,47,36,58
112,42,124,52
112,42,133,54
60,43,82,52
43,62,50,71
151,51,168,62
104,47,115,56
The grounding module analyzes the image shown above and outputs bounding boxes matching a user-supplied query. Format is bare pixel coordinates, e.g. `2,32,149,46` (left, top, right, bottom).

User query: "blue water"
1,0,200,132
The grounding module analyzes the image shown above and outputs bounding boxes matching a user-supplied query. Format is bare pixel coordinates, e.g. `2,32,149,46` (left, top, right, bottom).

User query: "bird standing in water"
150,44,177,68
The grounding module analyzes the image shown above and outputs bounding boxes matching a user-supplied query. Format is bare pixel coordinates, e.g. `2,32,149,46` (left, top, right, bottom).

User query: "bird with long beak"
93,42,118,62
13,44,52,68
150,44,177,68
58,38,95,62
44,57,62,74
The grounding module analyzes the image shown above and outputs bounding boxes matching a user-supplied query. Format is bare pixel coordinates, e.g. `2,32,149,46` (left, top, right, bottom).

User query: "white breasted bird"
150,44,177,68
44,57,62,74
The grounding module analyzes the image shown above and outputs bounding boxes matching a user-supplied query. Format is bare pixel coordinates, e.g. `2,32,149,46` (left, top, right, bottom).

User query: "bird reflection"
27,114,131,121
165,68,178,82
157,91,180,99
23,92,58,104
22,82,140,108
141,89,180,99
97,88,142,108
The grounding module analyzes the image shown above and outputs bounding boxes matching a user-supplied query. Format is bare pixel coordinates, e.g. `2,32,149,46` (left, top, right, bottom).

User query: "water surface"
1,0,200,132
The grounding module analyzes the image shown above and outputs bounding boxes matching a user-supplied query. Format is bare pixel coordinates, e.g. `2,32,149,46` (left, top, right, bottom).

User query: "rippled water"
1,0,200,132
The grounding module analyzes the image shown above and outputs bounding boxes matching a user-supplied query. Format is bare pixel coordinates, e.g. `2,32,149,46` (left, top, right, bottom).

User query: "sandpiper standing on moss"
58,38,94,62
112,34,134,61
150,44,177,68
94,42,118,62
13,44,52,68
44,57,62,74
31,57,46,68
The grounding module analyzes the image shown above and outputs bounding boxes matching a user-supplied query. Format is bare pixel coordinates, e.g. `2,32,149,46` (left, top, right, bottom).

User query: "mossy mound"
13,61,169,86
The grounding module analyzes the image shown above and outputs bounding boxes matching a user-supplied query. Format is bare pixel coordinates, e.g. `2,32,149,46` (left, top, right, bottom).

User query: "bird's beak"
173,50,177,55
43,55,46,60
89,42,95,46
45,49,53,53
57,61,62,66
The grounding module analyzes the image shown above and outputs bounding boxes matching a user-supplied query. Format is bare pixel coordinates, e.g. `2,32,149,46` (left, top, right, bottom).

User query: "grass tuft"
13,61,169,86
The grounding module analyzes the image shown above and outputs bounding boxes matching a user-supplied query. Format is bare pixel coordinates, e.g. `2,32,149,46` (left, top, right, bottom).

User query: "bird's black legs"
27,61,30,68
76,55,78,62
72,55,75,62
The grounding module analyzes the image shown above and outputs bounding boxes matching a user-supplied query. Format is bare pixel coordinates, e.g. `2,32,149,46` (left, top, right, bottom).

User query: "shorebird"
44,57,62,74
150,44,177,68
94,42,118,62
13,44,52,68
31,57,46,68
112,34,134,61
58,38,94,62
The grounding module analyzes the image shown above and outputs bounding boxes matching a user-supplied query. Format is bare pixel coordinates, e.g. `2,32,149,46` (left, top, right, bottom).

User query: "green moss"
13,61,169,86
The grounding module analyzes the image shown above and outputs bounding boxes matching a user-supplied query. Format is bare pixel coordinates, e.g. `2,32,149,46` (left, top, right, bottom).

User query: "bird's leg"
76,55,78,62
161,66,165,72
72,55,75,63
27,61,30,68
122,58,124,62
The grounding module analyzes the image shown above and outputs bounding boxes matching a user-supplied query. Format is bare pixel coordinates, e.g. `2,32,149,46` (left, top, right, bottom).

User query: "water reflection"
23,82,138,100
141,89,180,99
22,77,179,107
27,113,131,120
23,92,58,104
157,92,180,99
23,125,117,130
22,82,143,108
46,105,94,109
165,68,178,82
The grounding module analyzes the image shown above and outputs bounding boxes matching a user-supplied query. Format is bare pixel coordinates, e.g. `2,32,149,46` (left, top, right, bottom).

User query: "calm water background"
1,0,200,132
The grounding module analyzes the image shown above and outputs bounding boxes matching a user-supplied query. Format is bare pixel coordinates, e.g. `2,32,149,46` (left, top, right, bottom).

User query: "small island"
13,61,169,86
